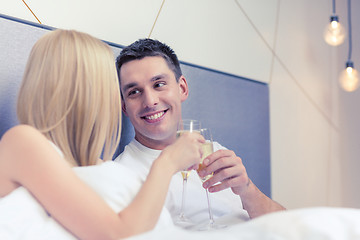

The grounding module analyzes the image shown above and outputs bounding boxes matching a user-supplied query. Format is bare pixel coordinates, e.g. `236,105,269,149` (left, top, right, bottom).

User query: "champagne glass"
197,128,226,230
175,119,201,225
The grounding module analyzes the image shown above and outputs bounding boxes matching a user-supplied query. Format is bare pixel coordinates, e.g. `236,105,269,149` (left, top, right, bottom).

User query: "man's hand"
197,149,249,195
198,148,286,218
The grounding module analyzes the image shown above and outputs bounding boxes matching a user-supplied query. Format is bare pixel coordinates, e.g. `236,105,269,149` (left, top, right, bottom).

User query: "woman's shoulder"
1,125,42,143
0,124,56,167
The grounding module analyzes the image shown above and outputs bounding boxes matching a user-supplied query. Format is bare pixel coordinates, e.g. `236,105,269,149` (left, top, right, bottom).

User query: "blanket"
129,207,360,240
1,161,360,239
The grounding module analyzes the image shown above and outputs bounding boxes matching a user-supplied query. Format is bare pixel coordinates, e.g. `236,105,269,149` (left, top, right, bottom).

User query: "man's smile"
141,109,168,123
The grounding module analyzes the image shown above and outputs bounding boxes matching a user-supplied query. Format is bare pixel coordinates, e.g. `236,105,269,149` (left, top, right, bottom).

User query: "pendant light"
324,0,346,46
339,0,359,92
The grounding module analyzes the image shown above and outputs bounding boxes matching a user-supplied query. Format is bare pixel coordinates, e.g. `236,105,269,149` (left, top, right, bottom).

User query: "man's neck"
134,134,176,150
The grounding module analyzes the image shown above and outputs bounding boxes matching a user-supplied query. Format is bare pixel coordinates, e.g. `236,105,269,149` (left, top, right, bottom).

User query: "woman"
0,29,203,239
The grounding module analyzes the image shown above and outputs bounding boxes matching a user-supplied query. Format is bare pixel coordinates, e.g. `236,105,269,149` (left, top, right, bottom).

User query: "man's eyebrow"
150,74,167,81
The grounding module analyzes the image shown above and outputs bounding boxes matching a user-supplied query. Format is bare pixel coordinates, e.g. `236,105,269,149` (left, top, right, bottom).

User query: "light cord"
21,0,42,24
148,0,166,38
347,0,352,62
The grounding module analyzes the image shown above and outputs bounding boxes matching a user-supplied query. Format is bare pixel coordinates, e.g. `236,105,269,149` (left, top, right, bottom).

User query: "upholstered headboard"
0,14,271,197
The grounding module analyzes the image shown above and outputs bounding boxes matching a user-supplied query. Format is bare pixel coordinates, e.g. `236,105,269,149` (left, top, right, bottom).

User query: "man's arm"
198,148,286,219
235,178,285,218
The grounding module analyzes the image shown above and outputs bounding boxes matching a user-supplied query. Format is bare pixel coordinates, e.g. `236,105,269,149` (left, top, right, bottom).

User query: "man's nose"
142,89,159,107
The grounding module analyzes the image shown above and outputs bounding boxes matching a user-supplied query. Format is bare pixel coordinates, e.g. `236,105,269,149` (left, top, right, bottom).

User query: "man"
114,38,285,225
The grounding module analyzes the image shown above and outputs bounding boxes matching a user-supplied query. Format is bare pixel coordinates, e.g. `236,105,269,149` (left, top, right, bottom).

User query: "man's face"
120,56,189,150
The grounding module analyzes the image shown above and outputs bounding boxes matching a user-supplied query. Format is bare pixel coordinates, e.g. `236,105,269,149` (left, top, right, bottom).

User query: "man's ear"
122,101,129,116
178,76,189,102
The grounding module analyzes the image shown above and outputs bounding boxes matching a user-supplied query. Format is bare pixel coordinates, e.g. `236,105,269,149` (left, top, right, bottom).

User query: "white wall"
2,0,359,209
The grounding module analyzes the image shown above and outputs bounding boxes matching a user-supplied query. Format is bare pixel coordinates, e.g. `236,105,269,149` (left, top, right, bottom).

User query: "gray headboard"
0,14,271,197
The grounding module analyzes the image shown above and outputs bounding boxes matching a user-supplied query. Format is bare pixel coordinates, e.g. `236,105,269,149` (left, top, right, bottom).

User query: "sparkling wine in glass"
175,119,201,225
197,128,226,230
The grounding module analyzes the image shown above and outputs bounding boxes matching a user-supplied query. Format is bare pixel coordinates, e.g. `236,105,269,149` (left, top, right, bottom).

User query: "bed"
1,13,360,240
2,171,360,240
128,207,360,240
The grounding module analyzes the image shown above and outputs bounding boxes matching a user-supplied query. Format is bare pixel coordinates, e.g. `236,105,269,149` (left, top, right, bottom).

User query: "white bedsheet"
1,161,360,239
128,207,360,240
0,187,75,240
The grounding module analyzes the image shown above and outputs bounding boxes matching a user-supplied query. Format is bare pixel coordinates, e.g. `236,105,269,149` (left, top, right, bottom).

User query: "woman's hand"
160,132,204,174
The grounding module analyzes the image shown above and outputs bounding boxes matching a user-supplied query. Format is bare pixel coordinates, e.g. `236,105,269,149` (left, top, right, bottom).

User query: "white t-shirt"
114,139,250,225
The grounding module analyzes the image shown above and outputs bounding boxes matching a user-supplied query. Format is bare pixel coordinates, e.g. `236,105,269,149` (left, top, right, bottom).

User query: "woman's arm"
0,126,203,239
117,132,204,234
0,125,124,239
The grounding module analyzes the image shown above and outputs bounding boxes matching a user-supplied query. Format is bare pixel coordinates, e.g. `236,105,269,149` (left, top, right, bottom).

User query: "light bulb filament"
346,67,353,74
331,20,339,29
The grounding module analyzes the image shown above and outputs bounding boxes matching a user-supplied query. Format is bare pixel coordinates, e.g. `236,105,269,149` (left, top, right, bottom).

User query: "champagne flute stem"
179,177,188,219
205,188,215,226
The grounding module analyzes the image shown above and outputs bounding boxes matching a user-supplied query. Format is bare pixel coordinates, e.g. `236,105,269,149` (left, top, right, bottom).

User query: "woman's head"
17,29,121,166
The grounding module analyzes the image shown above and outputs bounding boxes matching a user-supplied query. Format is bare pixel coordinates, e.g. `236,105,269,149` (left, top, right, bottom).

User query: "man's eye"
154,82,165,88
128,89,140,96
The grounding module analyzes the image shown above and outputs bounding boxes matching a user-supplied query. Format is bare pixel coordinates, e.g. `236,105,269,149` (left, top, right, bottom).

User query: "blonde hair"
17,29,121,166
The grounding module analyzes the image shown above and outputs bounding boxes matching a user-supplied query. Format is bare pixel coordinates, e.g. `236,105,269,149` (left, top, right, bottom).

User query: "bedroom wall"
2,0,359,209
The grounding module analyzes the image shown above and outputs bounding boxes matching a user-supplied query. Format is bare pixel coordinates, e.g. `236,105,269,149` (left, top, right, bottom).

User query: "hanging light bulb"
339,61,359,92
339,0,359,92
324,15,346,46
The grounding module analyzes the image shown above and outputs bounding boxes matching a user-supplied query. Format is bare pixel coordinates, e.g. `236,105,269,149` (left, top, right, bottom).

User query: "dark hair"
116,39,182,84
